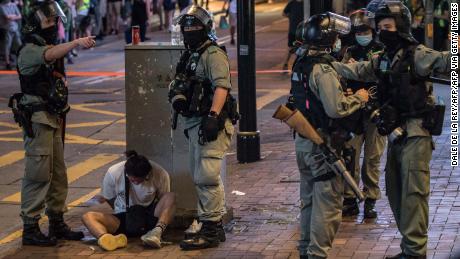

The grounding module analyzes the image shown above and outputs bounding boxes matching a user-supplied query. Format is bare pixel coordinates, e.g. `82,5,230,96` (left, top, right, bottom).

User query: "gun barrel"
332,159,365,202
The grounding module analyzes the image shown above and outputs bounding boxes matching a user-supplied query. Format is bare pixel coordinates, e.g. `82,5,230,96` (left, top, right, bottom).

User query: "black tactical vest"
173,41,238,123
375,44,433,118
18,35,68,114
291,54,364,134
291,54,332,130
173,42,215,117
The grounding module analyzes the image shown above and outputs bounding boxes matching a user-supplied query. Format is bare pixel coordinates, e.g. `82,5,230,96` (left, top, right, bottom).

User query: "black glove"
200,113,220,144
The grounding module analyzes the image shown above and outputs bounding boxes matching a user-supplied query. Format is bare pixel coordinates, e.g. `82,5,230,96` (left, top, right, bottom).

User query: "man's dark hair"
124,150,152,178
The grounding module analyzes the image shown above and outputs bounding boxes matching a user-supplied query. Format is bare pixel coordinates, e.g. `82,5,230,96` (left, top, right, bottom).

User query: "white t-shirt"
101,160,170,214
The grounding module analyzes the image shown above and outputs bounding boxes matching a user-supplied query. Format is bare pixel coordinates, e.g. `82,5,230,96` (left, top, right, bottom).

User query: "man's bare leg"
82,211,127,251
82,211,120,238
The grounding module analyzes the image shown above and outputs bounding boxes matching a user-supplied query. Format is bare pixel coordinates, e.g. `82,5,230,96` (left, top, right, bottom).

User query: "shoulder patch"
206,45,221,55
320,64,333,73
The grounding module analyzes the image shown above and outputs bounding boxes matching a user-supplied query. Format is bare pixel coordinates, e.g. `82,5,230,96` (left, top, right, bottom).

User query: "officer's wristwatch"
209,111,219,118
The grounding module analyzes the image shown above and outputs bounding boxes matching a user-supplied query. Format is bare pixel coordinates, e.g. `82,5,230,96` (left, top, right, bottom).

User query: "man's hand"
345,88,353,96
73,36,96,49
355,88,369,102
347,57,357,63
94,195,107,204
201,114,220,142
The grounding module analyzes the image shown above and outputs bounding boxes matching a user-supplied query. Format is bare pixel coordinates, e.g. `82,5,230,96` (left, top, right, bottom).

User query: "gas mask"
183,29,208,50
378,30,400,50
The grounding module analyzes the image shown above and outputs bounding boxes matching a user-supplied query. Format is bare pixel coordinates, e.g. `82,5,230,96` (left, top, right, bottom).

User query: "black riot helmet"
295,12,351,49
350,8,373,33
22,0,67,43
173,5,216,50
367,0,416,43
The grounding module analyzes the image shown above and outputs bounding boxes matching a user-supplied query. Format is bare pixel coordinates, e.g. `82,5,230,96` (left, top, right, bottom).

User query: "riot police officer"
169,5,236,250
341,8,386,218
12,0,95,246
332,1,450,258
290,13,369,258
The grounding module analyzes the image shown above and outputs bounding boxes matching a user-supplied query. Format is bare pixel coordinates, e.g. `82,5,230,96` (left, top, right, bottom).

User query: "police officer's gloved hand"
201,112,220,142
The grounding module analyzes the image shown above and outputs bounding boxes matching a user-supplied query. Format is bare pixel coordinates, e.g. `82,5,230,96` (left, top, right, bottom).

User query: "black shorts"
113,202,158,236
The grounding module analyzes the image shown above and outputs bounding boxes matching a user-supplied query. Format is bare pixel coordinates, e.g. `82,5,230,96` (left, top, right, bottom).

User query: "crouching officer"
168,5,238,250
290,13,369,258
341,8,386,218
332,1,450,258
9,0,96,246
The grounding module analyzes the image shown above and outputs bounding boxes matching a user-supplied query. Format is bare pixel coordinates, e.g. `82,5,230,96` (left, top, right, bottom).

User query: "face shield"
350,9,374,31
385,0,403,14
173,5,212,28
35,1,67,26
326,12,351,35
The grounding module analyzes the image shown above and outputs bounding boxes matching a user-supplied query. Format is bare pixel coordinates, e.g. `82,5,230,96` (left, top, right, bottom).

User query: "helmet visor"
350,9,374,31
173,5,211,27
385,0,403,14
35,1,67,24
327,12,351,35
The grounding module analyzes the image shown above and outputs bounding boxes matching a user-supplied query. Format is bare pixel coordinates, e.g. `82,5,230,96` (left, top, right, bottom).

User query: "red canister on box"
132,25,140,45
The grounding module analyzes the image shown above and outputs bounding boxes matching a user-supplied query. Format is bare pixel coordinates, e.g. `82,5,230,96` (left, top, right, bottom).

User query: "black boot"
48,213,84,240
180,220,220,250
22,223,57,246
364,198,378,219
342,198,359,216
216,221,226,242
184,220,226,242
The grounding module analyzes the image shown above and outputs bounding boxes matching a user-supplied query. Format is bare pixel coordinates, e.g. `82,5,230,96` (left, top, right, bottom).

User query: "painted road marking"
0,136,126,146
1,154,119,203
256,89,290,110
71,104,125,117
0,129,22,135
0,151,25,168
0,122,19,129
66,119,126,129
0,188,101,245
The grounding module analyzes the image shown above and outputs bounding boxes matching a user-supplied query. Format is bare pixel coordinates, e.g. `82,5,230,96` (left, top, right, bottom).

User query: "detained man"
82,150,176,251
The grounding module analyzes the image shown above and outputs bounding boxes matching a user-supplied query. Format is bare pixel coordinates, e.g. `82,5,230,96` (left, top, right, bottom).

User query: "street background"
0,0,458,258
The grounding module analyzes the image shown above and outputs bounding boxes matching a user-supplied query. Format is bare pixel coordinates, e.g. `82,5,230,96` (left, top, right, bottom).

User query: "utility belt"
370,100,445,144
398,104,445,137
8,93,69,138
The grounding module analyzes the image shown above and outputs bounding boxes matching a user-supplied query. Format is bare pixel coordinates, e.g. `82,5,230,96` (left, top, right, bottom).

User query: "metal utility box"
124,42,227,225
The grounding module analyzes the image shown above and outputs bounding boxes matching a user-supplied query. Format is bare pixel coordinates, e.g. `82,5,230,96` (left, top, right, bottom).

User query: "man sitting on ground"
82,150,176,251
